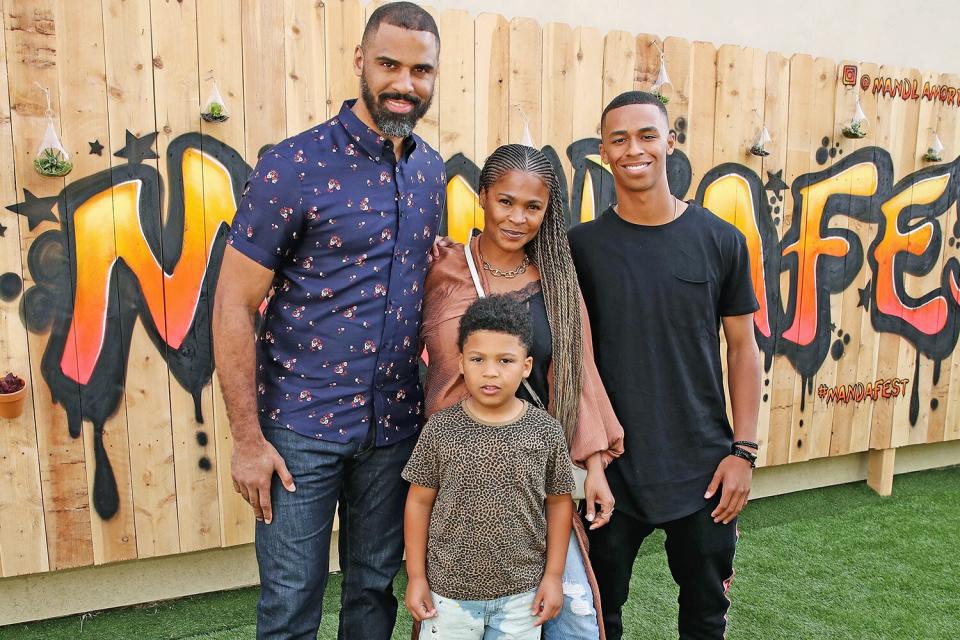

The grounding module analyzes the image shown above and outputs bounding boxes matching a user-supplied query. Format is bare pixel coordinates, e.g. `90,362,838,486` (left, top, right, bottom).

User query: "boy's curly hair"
457,295,532,353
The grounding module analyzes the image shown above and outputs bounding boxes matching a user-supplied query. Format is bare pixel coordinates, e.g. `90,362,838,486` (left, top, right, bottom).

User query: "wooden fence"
0,0,958,578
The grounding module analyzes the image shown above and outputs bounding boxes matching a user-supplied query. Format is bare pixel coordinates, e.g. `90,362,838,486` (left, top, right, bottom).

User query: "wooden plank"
567,25,604,223
508,18,541,146
686,41,717,201
4,0,95,571
322,0,363,119
866,447,895,496
939,71,960,444
598,30,635,205
710,45,766,436
0,3,49,577
438,9,474,159
438,9,477,236
773,53,816,467
241,0,287,155
569,25,604,146
197,0,253,549
541,21,574,181
754,50,790,468
57,0,137,565
922,71,957,445
601,30,635,110
150,0,220,553
473,13,509,164
830,61,882,457
662,36,691,188
101,0,180,560
284,0,327,134
633,33,662,92
804,56,839,461
412,4,440,149
878,66,922,451
906,68,947,447
782,56,837,463
713,46,765,174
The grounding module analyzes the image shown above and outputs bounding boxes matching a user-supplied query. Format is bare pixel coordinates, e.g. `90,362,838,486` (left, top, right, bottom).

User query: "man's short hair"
600,90,669,133
362,2,439,47
458,295,533,353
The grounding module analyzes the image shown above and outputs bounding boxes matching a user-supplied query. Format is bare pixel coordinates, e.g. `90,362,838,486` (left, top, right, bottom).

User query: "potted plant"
201,80,230,123
841,120,868,139
33,147,73,177
201,101,229,123
923,134,944,163
750,126,773,157
0,372,27,419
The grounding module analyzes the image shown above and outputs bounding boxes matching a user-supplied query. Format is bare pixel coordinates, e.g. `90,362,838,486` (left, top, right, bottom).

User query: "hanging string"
512,104,535,148
34,81,53,118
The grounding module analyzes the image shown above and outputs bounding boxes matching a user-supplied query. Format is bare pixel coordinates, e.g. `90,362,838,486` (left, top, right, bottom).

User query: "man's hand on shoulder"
231,435,296,525
428,235,454,263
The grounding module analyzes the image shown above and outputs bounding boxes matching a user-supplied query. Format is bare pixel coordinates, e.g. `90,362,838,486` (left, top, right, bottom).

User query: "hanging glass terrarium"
33,83,72,177
651,53,672,106
841,94,868,139
201,79,230,123
749,126,772,157
923,133,944,162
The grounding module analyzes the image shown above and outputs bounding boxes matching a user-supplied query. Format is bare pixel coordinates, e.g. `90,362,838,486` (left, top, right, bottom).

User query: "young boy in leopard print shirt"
402,295,576,639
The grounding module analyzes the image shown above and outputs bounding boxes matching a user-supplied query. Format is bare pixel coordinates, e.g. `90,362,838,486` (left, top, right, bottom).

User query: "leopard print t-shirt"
402,401,576,600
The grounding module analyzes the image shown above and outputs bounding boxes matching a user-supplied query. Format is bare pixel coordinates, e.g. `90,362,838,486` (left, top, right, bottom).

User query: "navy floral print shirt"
227,101,446,445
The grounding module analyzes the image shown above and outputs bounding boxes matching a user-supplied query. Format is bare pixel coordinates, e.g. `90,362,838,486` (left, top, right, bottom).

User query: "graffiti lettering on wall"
817,379,911,405
6,132,248,518
4,130,960,519
843,64,960,106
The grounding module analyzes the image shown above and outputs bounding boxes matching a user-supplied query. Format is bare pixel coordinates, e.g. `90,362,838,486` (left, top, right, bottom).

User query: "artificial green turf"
2,466,957,639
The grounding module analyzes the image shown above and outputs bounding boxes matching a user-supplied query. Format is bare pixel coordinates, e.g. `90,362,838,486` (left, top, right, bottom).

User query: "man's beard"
360,74,433,139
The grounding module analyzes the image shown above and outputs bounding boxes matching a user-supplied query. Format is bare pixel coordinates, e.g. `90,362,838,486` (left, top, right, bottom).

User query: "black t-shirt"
568,203,758,524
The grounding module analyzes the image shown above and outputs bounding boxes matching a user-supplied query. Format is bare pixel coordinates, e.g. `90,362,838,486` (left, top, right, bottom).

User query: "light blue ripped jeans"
421,588,540,639
543,531,600,640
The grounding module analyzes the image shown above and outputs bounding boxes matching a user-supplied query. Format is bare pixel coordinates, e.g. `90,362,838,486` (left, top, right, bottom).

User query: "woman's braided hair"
478,144,584,444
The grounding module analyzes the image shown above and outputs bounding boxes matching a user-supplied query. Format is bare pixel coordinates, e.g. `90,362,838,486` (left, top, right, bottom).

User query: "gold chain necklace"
477,239,530,279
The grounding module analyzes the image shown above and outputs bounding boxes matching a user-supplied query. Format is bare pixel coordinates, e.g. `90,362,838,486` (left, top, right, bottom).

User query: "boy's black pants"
585,495,738,640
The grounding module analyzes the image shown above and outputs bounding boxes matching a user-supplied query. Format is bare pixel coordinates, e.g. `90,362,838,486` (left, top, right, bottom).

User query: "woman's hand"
583,453,615,530
405,576,437,622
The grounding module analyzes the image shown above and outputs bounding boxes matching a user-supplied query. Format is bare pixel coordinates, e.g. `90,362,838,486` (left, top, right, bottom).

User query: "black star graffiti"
0,222,6,237
113,129,159,164
88,139,104,155
764,169,789,196
5,189,59,231
858,282,872,310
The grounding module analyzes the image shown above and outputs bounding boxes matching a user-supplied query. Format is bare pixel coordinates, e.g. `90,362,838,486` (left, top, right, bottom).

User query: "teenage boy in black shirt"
568,90,762,640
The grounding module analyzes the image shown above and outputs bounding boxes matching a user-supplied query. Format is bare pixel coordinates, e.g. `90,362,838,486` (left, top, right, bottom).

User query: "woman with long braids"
417,144,624,639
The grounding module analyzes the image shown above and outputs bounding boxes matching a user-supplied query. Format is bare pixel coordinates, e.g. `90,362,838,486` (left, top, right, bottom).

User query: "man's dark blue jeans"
255,417,416,640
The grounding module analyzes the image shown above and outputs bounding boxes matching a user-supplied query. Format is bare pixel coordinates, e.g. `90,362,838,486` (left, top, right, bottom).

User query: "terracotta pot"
0,384,27,419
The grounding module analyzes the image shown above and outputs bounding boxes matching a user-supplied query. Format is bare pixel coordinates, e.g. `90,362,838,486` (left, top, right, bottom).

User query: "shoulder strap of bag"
462,237,545,411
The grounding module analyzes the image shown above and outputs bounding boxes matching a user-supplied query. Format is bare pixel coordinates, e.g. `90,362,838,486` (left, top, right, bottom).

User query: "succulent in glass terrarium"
923,134,944,162
749,126,773,157
841,95,869,139
651,53,672,106
201,80,230,123
34,147,73,177
32,83,73,177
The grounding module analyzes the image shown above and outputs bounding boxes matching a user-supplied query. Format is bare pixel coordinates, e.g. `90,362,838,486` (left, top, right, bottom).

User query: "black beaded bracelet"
733,440,759,450
730,446,757,468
